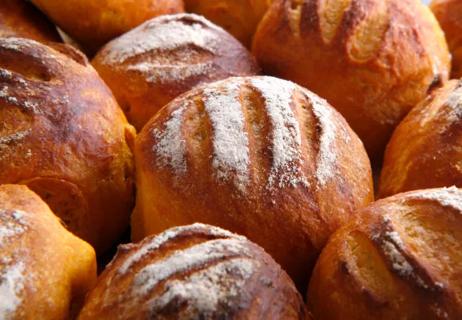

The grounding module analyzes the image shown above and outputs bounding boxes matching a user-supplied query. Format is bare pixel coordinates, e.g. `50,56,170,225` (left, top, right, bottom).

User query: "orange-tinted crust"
0,38,136,253
92,14,260,131
308,187,462,319
0,184,96,319
78,224,307,319
253,0,451,161
431,0,462,79
379,79,462,198
30,0,184,54
0,0,61,44
132,76,373,289
185,0,272,47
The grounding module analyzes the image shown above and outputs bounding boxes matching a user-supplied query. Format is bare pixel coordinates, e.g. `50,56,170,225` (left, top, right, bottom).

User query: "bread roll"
0,184,96,319
30,0,184,54
252,0,451,161
379,80,462,198
185,0,272,47
308,187,462,319
431,0,462,78
0,37,135,253
0,0,60,43
92,14,260,131
133,76,373,288
78,223,307,319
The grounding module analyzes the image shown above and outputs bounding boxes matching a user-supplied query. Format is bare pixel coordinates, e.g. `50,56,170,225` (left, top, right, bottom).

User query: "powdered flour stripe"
152,106,187,174
251,78,307,189
203,81,250,192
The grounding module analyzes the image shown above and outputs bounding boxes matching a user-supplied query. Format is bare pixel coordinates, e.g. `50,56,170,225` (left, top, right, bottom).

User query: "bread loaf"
78,223,307,319
0,37,135,253
133,76,373,288
0,184,96,319
30,0,184,53
252,0,451,160
0,0,60,43
379,80,462,198
431,0,462,79
185,0,272,47
308,187,462,319
92,13,260,131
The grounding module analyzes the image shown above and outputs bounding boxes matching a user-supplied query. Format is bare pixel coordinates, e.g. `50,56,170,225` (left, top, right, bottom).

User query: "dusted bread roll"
431,0,462,78
379,80,462,198
92,14,260,131
0,38,135,253
253,0,450,160
0,184,96,319
0,0,60,43
30,0,184,53
78,223,307,319
184,0,272,47
133,76,373,287
308,187,462,319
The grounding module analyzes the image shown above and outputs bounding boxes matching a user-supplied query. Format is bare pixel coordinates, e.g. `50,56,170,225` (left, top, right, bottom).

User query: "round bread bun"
184,0,272,47
0,0,61,43
30,0,184,54
308,187,462,319
92,14,260,131
78,223,307,319
379,80,462,198
0,37,136,253
252,0,451,161
431,0,462,79
132,76,374,288
0,184,96,319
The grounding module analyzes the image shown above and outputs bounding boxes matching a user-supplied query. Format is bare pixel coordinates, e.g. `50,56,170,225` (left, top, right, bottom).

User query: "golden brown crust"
431,0,462,79
133,76,373,288
185,0,272,47
78,223,306,319
252,0,451,161
0,0,61,44
307,187,462,319
379,80,462,198
0,184,96,320
92,13,260,131
30,0,184,54
0,37,136,253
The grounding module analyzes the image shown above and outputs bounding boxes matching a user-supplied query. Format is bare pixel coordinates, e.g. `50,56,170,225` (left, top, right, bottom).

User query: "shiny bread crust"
0,0,61,44
379,80,462,197
92,13,260,130
308,187,462,319
185,0,272,47
0,184,96,320
133,76,373,288
0,37,136,253
78,223,307,319
30,0,184,53
252,0,451,160
431,0,462,79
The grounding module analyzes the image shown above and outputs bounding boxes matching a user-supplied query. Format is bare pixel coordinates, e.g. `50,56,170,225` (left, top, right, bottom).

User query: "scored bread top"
252,0,451,159
308,186,462,319
93,13,259,130
379,79,462,197
78,223,306,319
96,13,258,82
134,76,373,286
0,37,135,252
142,76,359,193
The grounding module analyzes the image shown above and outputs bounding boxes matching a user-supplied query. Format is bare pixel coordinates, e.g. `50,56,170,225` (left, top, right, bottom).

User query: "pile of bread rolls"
0,0,461,319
